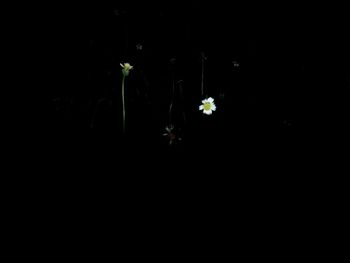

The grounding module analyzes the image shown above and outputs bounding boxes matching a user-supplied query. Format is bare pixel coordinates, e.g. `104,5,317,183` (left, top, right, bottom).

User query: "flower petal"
120,63,124,68
207,97,214,103
199,105,204,110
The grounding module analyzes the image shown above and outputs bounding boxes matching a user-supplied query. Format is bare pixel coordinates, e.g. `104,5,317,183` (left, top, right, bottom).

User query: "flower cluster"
119,60,218,138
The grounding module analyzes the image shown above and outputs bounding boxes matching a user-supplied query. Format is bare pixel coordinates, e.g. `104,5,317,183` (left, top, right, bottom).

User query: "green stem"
169,71,175,126
201,56,204,97
122,75,126,134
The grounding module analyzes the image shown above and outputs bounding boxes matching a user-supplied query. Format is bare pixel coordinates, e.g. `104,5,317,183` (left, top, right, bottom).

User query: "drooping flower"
163,125,176,145
162,125,182,145
199,97,216,115
120,63,133,76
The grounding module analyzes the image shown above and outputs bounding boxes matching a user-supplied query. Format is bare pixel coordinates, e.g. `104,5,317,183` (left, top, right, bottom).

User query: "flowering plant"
120,63,133,133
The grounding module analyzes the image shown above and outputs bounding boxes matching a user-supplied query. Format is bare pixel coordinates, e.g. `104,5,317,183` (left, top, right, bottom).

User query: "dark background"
47,1,349,171
19,2,348,248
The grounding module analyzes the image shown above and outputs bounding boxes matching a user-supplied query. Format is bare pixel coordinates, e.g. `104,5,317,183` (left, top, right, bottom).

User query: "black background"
45,2,349,180
13,2,348,251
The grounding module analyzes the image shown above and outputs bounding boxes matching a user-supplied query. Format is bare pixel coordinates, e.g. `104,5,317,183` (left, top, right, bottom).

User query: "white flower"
199,97,216,115
120,63,133,76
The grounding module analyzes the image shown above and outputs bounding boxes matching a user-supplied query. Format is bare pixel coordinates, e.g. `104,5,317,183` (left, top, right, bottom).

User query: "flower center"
203,102,211,111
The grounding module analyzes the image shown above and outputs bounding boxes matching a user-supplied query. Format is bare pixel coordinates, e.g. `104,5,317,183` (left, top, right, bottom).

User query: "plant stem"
169,71,175,126
122,75,126,134
201,54,205,97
